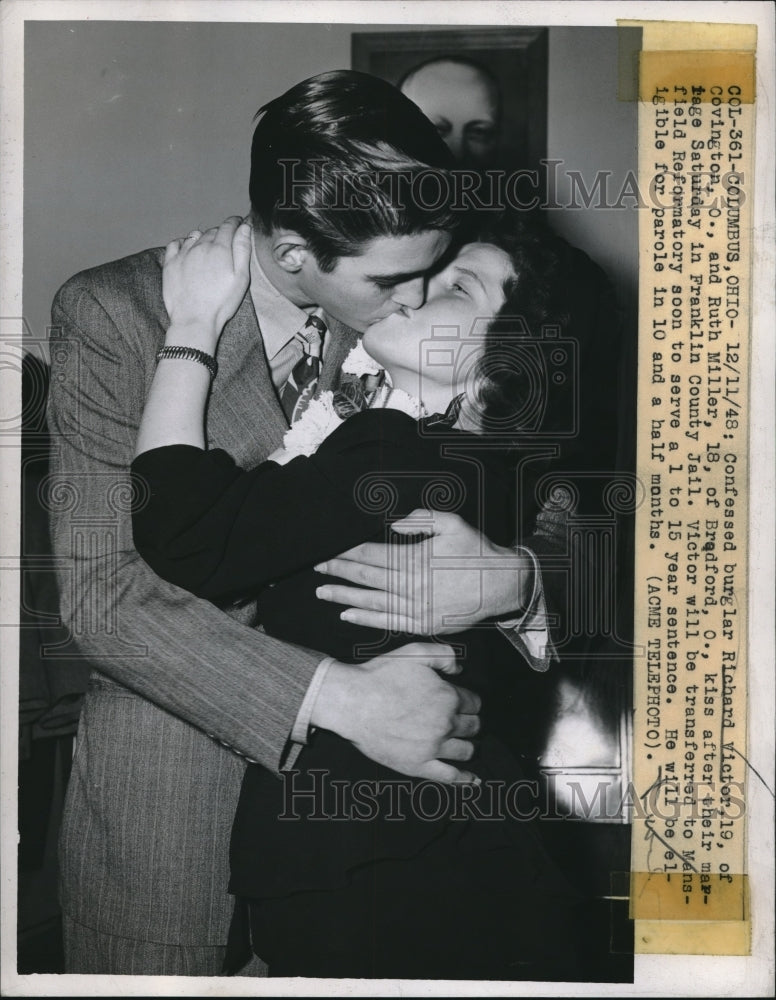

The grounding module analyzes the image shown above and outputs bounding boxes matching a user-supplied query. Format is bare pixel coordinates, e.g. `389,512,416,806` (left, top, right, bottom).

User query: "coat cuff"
283,656,336,768
496,547,558,673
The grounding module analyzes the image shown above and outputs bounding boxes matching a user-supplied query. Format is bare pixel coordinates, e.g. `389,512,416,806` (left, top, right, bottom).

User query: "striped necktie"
280,314,326,422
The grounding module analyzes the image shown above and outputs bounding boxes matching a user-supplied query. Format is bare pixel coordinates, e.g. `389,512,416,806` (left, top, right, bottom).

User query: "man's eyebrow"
366,267,428,285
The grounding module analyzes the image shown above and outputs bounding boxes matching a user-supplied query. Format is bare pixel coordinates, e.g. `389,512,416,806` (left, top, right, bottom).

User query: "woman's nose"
391,277,425,310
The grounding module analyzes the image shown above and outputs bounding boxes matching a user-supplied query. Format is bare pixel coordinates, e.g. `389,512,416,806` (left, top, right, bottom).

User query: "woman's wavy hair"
467,211,576,442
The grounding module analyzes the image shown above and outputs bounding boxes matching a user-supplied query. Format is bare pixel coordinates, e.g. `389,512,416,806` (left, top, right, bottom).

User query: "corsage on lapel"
281,341,426,458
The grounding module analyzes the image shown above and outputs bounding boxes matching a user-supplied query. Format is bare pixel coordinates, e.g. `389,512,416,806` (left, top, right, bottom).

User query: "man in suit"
47,71,535,976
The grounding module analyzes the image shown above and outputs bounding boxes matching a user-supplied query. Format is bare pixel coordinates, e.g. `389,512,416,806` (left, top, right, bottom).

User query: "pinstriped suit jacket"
47,245,358,945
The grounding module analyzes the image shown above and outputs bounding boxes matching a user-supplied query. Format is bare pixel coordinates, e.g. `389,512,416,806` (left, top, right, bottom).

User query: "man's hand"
311,642,481,784
314,509,532,635
163,215,252,347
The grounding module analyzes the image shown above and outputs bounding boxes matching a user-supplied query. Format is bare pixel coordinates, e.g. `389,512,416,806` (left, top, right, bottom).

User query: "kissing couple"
49,69,621,980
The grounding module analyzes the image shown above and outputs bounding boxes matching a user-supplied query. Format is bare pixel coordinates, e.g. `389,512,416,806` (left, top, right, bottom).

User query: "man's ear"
271,231,309,273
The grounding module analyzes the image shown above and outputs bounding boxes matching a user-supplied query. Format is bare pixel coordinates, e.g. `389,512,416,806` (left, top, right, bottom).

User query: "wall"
24,22,637,348
24,21,349,345
546,27,638,317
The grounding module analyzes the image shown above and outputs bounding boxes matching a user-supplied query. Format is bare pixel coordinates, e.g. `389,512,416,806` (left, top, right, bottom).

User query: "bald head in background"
399,57,501,166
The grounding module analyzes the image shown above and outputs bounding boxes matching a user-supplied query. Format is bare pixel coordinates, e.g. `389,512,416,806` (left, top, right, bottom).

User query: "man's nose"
391,277,425,310
444,131,464,161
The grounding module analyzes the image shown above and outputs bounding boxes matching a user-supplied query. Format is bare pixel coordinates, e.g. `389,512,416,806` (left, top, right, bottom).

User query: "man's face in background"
401,59,501,167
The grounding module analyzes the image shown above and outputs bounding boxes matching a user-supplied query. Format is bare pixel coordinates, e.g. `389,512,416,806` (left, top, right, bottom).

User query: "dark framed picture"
352,27,547,174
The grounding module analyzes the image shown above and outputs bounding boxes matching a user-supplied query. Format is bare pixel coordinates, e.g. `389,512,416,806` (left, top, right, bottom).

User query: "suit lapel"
207,303,359,464
206,292,288,466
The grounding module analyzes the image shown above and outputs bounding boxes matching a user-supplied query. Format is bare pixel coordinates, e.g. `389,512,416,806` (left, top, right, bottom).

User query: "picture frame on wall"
352,27,548,176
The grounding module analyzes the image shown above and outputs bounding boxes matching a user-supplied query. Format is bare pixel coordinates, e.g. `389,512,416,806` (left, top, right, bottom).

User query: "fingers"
164,227,202,264
315,545,400,593
164,239,182,264
417,643,458,675
170,217,247,253
384,640,458,674
438,737,475,761
338,608,422,634
448,712,481,739
317,541,395,570
417,760,481,785
391,509,469,538
316,576,402,608
316,584,386,610
390,508,440,536
232,219,253,271
164,229,204,269
211,215,247,246
453,684,482,716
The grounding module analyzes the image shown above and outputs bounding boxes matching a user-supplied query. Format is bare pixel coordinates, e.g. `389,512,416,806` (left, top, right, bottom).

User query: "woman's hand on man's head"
163,216,252,351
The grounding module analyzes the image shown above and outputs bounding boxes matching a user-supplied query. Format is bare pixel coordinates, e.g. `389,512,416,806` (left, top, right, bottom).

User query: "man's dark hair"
250,70,458,271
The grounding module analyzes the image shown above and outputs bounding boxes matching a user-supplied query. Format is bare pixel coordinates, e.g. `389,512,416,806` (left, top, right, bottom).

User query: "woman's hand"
134,217,250,458
163,216,252,350
314,510,532,634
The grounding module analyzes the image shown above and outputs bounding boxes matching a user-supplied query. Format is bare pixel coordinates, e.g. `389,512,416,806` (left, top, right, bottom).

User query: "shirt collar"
249,235,311,359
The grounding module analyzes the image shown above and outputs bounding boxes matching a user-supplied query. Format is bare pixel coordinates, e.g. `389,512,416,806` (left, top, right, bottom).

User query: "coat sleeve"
131,443,392,605
130,411,442,605
46,273,322,771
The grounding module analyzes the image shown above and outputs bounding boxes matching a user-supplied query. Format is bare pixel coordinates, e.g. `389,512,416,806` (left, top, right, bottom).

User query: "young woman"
131,214,591,980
